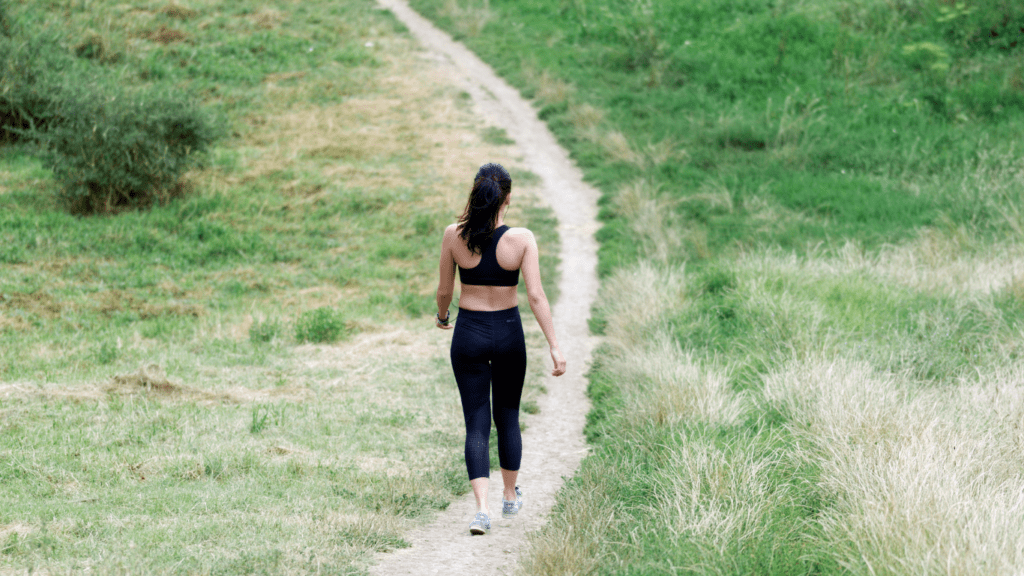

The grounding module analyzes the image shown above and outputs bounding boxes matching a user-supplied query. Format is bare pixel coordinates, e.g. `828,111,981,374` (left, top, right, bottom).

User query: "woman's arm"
435,225,456,329
520,229,566,376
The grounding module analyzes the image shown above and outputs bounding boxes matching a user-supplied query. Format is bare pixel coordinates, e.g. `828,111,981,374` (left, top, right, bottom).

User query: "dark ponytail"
458,163,512,254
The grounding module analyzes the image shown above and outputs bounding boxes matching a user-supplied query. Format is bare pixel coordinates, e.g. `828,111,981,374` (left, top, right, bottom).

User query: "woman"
435,162,566,535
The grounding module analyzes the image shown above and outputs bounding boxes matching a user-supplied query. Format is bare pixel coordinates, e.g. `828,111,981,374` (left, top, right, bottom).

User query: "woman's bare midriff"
458,284,519,311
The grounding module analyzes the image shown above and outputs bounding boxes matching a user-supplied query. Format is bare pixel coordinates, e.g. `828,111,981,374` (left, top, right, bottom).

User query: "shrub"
0,33,75,142
38,87,215,214
295,306,346,343
1,14,216,212
605,0,663,71
249,317,281,344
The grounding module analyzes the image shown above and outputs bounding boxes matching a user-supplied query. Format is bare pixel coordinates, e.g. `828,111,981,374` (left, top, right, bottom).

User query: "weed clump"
249,317,282,344
73,30,122,63
295,306,346,343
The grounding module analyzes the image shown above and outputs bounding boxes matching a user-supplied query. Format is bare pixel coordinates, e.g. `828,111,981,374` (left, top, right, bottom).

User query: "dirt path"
369,1,600,574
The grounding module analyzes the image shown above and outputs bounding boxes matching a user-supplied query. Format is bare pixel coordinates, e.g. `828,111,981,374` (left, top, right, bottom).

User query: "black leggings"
450,306,527,480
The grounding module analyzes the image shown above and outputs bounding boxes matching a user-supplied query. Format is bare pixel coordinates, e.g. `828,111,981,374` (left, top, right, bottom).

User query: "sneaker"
469,512,490,535
502,486,524,519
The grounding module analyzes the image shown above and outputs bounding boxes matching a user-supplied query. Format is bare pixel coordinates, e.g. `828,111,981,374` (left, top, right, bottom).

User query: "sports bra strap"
458,226,520,287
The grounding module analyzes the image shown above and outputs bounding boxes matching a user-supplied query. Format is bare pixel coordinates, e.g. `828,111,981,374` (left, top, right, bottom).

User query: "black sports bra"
458,226,520,287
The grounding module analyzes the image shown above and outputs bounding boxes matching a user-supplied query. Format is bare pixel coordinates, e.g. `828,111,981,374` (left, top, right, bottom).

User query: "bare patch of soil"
94,289,205,319
159,2,198,20
0,523,34,543
73,31,122,63
0,291,64,319
105,364,228,402
0,315,29,332
250,9,284,30
143,26,188,44
156,280,190,298
139,302,205,319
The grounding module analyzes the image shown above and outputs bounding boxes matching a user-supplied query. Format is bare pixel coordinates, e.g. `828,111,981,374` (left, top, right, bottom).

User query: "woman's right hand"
550,347,566,377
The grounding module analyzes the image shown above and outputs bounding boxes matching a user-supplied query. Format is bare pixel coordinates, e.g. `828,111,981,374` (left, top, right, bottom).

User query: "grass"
0,0,559,573
412,0,1024,269
408,0,1024,574
525,252,1024,575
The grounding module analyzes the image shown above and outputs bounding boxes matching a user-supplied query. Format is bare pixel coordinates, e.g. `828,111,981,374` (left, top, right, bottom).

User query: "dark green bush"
2,11,216,213
38,88,215,213
0,34,75,142
295,307,347,344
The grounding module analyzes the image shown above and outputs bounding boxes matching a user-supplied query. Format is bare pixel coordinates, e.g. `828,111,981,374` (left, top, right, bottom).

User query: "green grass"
0,380,449,572
530,252,1024,574
411,0,1024,574
412,0,1024,272
0,0,559,573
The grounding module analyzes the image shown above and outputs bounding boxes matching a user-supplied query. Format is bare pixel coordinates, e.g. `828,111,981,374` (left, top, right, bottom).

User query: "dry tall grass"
595,260,686,349
517,478,617,576
653,430,803,565
523,234,1024,574
614,180,688,262
440,0,494,38
567,102,604,133
529,69,575,107
755,234,1024,297
621,335,747,428
763,359,1024,575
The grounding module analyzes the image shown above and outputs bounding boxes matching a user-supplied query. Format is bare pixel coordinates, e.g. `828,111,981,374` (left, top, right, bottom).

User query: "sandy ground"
369,1,601,574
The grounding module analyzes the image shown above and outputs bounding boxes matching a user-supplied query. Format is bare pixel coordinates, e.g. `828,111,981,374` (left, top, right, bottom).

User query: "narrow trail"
370,1,601,574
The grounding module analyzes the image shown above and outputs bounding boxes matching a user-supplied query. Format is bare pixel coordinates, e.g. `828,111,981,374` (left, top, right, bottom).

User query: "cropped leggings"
450,306,527,480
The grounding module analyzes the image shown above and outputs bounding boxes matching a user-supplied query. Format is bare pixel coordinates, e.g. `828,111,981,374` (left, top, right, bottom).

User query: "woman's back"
446,223,526,311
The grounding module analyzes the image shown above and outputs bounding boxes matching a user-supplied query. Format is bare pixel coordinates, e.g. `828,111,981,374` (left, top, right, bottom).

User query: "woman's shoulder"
501,227,537,256
503,226,534,238
440,224,462,250
503,227,536,244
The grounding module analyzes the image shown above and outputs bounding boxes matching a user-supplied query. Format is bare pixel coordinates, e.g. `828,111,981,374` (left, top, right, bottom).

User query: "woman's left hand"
436,313,453,330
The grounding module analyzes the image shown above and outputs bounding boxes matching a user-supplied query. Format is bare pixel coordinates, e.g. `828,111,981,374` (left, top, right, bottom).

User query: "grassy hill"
409,0,1024,574
0,1,557,572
